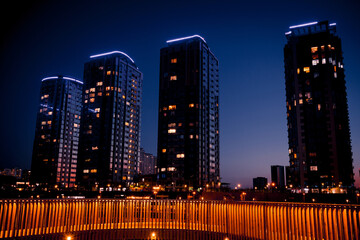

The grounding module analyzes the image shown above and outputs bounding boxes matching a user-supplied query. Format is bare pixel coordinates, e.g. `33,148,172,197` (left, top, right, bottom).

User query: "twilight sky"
0,0,359,188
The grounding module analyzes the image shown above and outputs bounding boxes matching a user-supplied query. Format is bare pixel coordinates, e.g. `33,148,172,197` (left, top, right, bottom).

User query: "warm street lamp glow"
151,232,156,239
66,235,72,240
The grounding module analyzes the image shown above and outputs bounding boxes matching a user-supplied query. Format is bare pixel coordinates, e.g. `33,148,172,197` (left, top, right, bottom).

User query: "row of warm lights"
66,233,230,240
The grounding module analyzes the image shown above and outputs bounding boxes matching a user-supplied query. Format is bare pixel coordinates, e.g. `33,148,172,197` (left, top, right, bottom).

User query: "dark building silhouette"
253,177,268,190
284,21,354,192
139,148,156,175
77,51,142,188
31,76,83,188
157,35,220,189
271,165,285,188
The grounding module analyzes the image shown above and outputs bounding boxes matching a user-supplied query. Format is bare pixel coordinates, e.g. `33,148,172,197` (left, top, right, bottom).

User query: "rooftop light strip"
329,23,336,26
289,22,318,29
42,76,83,84
90,51,135,63
166,35,206,44
285,31,292,35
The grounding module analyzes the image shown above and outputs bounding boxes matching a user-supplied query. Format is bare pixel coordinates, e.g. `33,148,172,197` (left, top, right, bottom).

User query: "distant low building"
0,168,22,179
253,177,268,190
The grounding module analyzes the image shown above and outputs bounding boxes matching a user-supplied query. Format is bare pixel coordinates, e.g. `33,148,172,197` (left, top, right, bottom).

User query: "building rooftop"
166,35,206,44
42,76,83,84
285,21,336,39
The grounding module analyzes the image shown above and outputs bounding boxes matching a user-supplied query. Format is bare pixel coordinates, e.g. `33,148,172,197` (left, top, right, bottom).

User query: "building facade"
139,148,156,175
271,165,285,188
157,35,220,189
31,76,83,188
253,177,268,190
77,51,142,188
284,21,354,192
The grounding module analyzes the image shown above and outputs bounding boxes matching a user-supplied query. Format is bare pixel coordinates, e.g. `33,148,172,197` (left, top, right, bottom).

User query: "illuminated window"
189,103,194,108
310,166,318,171
312,59,319,66
171,58,177,63
162,149,166,153
294,153,297,159
47,121,52,124
85,90,89,94
106,86,111,91
168,129,176,134
168,123,176,127
168,105,176,110
299,99,303,104
74,123,78,128
107,71,111,75
92,146,98,150
97,81,103,86
334,72,337,78
309,152,317,157
168,167,176,171
322,58,326,64
303,67,310,73
90,169,97,173
176,153,185,158
297,68,300,74
170,75,177,81
97,92,102,96
83,169,89,173
90,98,95,103
95,108,100,112
48,111,53,115
334,66,337,72
189,135,194,139
90,88,95,92
321,45,325,51
311,46,318,53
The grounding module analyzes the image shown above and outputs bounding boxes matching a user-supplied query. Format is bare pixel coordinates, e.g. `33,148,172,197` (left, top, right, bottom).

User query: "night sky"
1,0,359,188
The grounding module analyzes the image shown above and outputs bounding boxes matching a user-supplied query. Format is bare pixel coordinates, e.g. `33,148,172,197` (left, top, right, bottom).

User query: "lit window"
303,67,310,73
83,169,89,173
171,58,177,63
48,111,53,115
189,103,194,108
299,99,303,104
85,90,89,94
90,98,95,103
176,153,185,158
107,71,111,75
294,153,297,159
168,129,176,134
309,152,317,157
312,59,319,66
106,86,110,91
170,76,177,81
97,81,103,86
310,166,318,171
97,92,102,96
311,47,318,53
90,169,97,173
321,45,325,51
95,108,100,112
189,135,194,139
334,72,337,78
334,66,337,72
90,88,96,92
322,58,326,64
168,167,176,171
92,146,98,150
168,105,176,110
161,168,166,172
47,121,52,124
74,123,78,128
168,123,176,127
297,68,300,74
162,149,166,153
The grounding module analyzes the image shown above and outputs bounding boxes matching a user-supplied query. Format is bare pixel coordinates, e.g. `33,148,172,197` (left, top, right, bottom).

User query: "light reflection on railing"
0,199,359,239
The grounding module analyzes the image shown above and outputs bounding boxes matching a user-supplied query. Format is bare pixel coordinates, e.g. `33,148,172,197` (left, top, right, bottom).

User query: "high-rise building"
139,148,156,175
157,35,220,189
284,21,354,192
31,76,83,188
271,165,285,188
77,51,142,188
